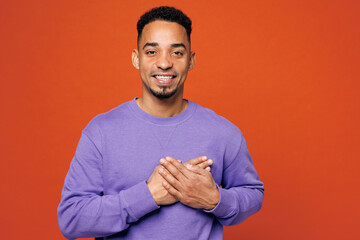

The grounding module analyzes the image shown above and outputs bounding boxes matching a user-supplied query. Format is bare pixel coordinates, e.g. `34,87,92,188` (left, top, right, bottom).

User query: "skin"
147,156,213,205
132,20,195,118
159,157,219,210
132,20,220,209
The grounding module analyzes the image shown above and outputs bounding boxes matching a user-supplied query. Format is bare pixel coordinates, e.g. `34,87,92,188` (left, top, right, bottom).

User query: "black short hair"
137,6,192,43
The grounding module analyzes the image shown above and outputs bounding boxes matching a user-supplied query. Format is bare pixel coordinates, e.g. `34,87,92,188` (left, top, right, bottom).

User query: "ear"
132,49,139,69
189,51,196,70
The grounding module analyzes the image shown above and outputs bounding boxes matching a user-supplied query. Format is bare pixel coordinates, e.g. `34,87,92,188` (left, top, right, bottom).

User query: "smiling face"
132,20,195,99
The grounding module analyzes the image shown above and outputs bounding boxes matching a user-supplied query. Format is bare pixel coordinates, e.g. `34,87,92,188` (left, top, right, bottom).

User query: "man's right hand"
147,156,213,206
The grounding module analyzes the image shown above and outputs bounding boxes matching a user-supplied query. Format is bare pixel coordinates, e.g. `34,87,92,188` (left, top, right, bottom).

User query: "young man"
58,6,264,240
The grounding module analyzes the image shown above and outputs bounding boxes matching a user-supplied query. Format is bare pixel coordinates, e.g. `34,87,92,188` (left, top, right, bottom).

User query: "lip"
152,74,177,86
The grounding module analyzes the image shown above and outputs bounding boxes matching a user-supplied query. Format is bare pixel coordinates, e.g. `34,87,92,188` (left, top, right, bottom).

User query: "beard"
149,86,177,99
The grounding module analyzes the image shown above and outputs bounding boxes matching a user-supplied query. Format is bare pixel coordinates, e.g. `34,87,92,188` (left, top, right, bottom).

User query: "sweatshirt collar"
128,97,196,125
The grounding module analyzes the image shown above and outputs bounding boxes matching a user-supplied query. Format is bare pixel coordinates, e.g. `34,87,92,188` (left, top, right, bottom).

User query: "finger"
185,163,207,175
162,157,181,163
162,181,182,201
157,165,172,177
162,157,192,179
158,166,183,191
194,159,213,169
160,157,187,181
185,156,208,166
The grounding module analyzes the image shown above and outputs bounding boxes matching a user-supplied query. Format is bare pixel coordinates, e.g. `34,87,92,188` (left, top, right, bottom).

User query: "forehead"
139,20,189,47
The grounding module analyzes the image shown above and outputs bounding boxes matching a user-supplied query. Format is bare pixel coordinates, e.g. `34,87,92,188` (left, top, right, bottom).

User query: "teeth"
155,75,173,80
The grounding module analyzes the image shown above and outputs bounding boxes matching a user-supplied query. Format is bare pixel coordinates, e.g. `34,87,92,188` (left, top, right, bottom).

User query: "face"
132,20,195,99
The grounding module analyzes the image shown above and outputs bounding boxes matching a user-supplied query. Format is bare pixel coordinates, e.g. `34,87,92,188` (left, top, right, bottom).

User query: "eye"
146,50,156,55
173,51,184,56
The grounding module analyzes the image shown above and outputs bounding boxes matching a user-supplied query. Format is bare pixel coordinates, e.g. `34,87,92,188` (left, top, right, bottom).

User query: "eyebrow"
142,42,187,50
171,43,186,50
142,42,158,50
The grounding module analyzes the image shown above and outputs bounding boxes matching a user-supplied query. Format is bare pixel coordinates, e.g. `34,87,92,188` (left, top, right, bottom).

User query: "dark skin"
159,157,219,210
132,21,195,118
133,20,220,209
147,156,214,205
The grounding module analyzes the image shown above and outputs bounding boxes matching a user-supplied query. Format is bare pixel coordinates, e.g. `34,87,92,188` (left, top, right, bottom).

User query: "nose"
156,52,173,70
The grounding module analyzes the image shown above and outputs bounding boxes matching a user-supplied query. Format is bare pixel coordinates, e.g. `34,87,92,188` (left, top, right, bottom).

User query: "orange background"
1,0,359,239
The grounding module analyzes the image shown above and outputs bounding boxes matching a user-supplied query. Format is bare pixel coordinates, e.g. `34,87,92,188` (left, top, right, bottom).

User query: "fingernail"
159,168,164,173
166,156,171,160
208,159,213,164
202,156,207,160
205,167,211,171
186,164,192,169
160,158,165,164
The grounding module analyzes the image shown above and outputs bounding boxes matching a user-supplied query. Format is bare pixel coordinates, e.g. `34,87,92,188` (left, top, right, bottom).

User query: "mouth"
152,74,177,85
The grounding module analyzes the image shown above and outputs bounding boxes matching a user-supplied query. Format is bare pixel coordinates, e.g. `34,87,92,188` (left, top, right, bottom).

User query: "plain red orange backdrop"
0,0,359,239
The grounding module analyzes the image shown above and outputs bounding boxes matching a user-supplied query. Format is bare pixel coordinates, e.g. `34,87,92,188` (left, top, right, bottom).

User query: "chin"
150,87,177,99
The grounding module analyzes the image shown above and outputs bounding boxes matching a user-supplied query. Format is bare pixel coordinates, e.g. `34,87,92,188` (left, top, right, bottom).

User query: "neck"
136,88,188,118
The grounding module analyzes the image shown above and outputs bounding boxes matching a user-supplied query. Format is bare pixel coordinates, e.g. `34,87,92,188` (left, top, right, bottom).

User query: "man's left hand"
158,156,220,210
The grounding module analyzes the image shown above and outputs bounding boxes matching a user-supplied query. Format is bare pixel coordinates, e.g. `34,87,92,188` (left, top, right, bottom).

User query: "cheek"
139,65,150,76
140,62,155,74
175,61,190,73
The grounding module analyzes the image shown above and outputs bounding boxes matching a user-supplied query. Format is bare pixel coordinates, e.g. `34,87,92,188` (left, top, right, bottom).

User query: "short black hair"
137,6,192,43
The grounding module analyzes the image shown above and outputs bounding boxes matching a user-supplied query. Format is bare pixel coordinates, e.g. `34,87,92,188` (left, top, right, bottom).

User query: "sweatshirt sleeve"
57,120,159,239
205,130,264,226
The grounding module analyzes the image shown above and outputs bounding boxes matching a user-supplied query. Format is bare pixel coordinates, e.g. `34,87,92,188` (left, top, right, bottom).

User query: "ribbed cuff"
203,187,237,218
120,181,159,222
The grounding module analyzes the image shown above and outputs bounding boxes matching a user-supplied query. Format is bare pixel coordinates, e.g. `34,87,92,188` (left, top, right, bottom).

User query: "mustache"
150,70,178,76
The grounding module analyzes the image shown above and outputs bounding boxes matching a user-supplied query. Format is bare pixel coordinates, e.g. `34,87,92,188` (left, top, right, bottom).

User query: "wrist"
204,187,220,210
147,181,159,205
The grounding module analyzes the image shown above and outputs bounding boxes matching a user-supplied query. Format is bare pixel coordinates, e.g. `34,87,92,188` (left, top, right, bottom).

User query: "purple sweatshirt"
58,98,264,240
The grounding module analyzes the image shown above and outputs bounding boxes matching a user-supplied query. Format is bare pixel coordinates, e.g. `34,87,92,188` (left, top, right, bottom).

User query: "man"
58,6,264,240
